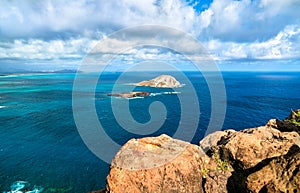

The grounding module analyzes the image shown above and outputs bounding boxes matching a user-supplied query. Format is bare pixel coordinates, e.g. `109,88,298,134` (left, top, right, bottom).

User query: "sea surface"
0,71,300,192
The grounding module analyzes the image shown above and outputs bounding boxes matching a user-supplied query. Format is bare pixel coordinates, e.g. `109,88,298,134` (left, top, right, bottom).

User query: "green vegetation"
288,119,300,126
293,110,300,117
288,110,300,126
201,167,208,178
212,151,231,171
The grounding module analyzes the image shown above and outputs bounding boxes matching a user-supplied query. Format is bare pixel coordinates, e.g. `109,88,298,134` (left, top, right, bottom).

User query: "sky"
0,0,300,72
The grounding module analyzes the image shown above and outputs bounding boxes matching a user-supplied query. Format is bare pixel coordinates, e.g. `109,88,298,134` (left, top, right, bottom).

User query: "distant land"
0,69,80,75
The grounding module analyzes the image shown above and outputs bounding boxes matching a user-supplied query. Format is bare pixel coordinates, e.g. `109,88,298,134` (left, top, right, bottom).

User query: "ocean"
0,71,299,192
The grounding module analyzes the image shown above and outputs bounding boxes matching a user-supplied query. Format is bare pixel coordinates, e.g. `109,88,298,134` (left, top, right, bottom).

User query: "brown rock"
266,110,300,135
204,170,232,193
217,126,300,170
106,134,207,193
266,118,300,134
246,145,300,193
199,130,236,152
100,111,300,193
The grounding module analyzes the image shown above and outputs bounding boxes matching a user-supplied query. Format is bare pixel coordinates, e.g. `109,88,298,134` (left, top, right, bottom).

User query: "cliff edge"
92,110,300,193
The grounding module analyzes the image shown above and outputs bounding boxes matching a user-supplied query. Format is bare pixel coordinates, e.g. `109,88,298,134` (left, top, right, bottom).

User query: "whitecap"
149,93,163,97
127,96,144,100
162,91,181,95
3,181,44,193
0,106,6,108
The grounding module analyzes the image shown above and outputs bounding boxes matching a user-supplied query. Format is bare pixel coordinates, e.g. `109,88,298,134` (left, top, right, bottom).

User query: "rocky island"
91,110,300,193
107,92,150,98
135,75,182,88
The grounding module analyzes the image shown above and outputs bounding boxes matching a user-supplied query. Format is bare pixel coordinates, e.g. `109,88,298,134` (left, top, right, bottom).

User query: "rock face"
107,92,150,98
199,130,235,153
266,114,300,135
96,110,300,193
135,75,182,88
246,145,300,193
216,126,299,170
106,134,207,193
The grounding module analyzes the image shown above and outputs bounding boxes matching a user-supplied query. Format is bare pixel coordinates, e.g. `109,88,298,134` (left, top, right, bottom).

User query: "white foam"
127,96,145,100
162,91,181,95
0,106,6,108
150,92,181,97
3,181,43,193
149,93,163,97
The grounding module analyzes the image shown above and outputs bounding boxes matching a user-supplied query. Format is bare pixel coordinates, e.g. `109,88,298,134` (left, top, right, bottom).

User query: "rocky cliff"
135,75,182,88
92,110,300,193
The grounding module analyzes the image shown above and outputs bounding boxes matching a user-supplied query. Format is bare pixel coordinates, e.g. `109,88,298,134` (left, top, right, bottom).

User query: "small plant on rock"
212,151,231,171
288,110,300,126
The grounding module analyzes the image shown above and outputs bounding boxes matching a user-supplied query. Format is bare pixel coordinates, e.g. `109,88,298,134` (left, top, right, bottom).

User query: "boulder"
98,110,300,193
199,130,235,152
216,126,299,170
203,170,232,193
106,134,207,193
246,145,300,193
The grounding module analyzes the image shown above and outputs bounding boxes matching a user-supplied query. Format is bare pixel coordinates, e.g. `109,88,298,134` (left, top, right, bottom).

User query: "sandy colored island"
135,75,182,88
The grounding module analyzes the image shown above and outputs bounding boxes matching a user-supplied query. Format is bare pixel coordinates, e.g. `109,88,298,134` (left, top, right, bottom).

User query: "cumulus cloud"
205,24,300,60
199,0,300,42
0,38,98,60
0,0,300,67
0,0,197,40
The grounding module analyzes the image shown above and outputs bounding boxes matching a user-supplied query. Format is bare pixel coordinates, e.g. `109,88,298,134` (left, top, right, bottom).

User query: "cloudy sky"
1,0,300,71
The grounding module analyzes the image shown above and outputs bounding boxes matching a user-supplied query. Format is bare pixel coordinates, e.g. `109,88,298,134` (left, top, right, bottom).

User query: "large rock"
106,134,207,193
246,145,300,193
203,170,232,193
97,110,300,193
199,130,235,152
135,75,182,88
216,126,299,170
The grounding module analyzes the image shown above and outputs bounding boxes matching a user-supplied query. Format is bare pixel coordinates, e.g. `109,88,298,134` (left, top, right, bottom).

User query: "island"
135,75,182,88
107,91,150,98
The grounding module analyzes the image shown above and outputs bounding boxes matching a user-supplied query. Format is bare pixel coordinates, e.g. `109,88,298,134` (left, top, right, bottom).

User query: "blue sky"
0,0,300,71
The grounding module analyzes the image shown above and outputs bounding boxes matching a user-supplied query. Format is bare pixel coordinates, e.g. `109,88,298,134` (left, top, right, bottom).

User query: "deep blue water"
0,71,300,192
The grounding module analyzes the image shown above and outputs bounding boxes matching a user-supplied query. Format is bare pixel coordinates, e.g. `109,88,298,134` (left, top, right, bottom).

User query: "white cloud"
204,24,300,60
0,0,198,39
0,0,300,66
0,38,98,60
199,0,300,42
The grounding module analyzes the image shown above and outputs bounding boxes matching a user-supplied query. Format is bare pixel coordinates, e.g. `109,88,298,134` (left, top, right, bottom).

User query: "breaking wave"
149,91,181,97
3,181,44,193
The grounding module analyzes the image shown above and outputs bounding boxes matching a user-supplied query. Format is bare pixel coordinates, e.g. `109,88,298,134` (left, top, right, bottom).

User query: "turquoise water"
0,71,300,192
